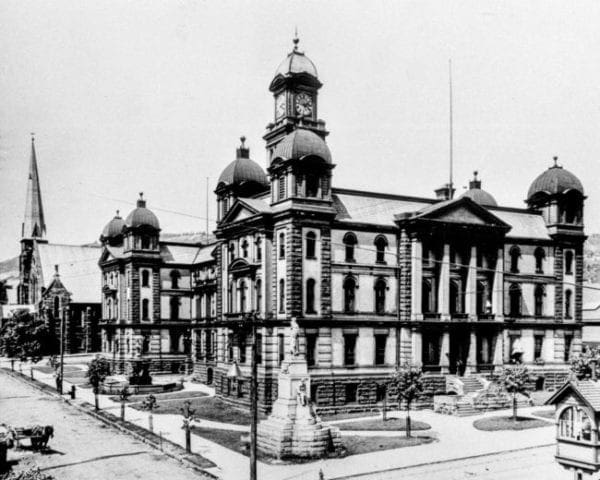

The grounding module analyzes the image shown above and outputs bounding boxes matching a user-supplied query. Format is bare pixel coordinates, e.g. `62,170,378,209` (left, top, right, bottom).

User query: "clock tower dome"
264,35,328,162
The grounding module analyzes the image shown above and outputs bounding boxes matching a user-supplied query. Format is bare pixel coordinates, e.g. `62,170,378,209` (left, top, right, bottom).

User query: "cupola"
460,171,498,207
100,210,126,246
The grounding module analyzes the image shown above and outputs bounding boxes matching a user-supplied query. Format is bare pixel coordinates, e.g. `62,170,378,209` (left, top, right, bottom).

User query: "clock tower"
264,36,329,162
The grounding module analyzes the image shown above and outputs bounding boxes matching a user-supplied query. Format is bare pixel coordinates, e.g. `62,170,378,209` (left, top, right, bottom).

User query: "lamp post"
226,312,258,480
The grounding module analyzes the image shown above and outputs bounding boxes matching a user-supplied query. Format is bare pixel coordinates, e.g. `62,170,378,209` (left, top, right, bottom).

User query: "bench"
13,425,54,450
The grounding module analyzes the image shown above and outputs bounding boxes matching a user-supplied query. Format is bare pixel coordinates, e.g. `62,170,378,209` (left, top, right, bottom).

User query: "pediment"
428,205,488,225
221,198,268,224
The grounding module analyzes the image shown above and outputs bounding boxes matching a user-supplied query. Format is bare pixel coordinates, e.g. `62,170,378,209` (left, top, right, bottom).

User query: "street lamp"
227,312,258,480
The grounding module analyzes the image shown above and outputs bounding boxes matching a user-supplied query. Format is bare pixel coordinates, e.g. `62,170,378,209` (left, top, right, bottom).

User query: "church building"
190,37,586,411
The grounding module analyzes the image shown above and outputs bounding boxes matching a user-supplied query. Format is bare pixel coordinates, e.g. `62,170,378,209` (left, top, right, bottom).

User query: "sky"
1,0,600,259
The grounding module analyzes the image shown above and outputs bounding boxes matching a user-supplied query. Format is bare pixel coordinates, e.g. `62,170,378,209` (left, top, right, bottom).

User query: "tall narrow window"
278,333,285,365
306,231,316,259
279,279,285,313
241,240,249,258
534,247,545,274
255,279,262,313
239,281,247,313
170,297,180,320
278,175,286,200
344,334,357,365
255,237,262,262
375,334,387,365
374,235,387,263
565,289,573,319
374,279,386,314
228,333,234,362
344,277,356,313
170,270,180,289
344,232,357,262
534,285,545,316
228,243,235,263
239,335,247,363
141,235,151,249
306,334,317,366
509,246,521,273
306,174,319,197
54,296,60,318
306,279,316,313
422,279,433,314
141,270,150,287
564,334,573,362
279,232,285,259
509,283,522,317
206,330,212,358
534,335,544,360
449,280,462,314
142,335,150,353
256,333,263,364
142,298,149,320
565,251,574,275
223,197,229,216
227,282,233,312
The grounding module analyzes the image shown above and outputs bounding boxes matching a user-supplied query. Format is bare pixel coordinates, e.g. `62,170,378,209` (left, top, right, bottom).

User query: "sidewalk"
2,357,559,480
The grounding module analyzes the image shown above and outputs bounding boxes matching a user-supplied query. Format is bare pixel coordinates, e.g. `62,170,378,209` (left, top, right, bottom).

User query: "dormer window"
344,232,357,262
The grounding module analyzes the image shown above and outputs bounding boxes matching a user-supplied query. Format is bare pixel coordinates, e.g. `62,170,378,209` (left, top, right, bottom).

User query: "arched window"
509,246,521,273
534,285,545,317
559,406,592,441
374,278,386,314
565,250,574,275
255,237,262,262
141,270,150,287
476,281,487,315
170,296,180,320
422,279,433,314
255,279,262,312
141,235,151,249
374,235,387,264
306,278,316,313
343,232,357,262
344,277,356,313
279,232,285,259
228,243,235,263
306,232,316,259
565,289,573,319
279,279,285,313
241,240,249,258
142,298,149,320
534,247,545,274
142,334,150,353
306,174,319,198
227,281,233,312
450,280,462,314
239,281,247,313
509,283,522,317
54,296,60,318
170,270,180,289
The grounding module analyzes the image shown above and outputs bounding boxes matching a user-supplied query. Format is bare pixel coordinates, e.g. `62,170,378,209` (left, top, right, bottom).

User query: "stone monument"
257,319,343,458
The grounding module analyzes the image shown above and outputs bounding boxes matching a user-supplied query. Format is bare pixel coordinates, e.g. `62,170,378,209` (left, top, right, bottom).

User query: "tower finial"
240,136,246,148
31,132,35,143
116,209,120,217
139,191,144,200
293,27,299,51
553,156,559,167
473,170,478,180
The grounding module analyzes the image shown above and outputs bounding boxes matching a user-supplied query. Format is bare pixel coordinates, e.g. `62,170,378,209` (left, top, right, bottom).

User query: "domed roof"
274,37,318,79
125,193,160,229
101,211,126,238
527,157,584,201
460,172,498,207
218,137,268,189
272,128,331,164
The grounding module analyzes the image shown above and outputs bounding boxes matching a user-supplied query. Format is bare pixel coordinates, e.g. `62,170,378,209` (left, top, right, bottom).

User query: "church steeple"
22,134,46,239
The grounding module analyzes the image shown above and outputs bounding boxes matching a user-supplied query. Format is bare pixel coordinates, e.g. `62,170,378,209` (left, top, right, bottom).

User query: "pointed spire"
22,134,46,239
293,27,299,51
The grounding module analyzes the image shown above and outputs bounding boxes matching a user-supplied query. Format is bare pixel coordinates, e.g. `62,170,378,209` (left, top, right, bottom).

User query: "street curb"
1,368,217,479
328,442,556,480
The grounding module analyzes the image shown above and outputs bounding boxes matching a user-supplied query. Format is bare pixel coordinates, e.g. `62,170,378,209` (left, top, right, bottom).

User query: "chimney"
434,183,455,201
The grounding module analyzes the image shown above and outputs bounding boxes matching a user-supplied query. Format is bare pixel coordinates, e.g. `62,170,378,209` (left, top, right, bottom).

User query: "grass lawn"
33,365,81,374
473,415,552,431
321,411,382,421
129,396,264,424
109,390,208,403
191,426,434,464
336,417,431,431
531,409,555,419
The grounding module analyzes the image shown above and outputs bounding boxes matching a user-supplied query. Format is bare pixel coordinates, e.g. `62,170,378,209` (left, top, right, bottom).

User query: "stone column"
465,245,477,318
411,328,422,367
440,328,450,373
438,243,450,320
466,329,477,374
411,237,423,321
493,330,504,369
492,246,504,320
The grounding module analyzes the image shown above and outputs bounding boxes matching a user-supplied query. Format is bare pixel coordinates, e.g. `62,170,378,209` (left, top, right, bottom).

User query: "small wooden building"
546,381,600,478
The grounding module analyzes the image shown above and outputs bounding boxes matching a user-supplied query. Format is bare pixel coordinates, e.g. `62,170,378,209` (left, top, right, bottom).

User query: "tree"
87,355,111,411
0,310,52,365
141,394,158,432
499,364,530,421
118,386,131,421
390,363,424,437
571,346,600,380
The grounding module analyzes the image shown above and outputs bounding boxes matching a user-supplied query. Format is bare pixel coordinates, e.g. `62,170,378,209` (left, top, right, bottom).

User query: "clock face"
295,92,313,116
275,94,286,119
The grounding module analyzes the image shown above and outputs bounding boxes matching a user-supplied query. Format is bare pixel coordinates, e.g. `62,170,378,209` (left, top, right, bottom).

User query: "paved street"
0,370,209,480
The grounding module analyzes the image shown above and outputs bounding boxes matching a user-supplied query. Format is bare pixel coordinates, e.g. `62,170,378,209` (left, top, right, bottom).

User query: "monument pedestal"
257,357,342,459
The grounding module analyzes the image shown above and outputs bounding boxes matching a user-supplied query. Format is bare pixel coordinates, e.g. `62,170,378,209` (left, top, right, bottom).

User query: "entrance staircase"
434,375,532,417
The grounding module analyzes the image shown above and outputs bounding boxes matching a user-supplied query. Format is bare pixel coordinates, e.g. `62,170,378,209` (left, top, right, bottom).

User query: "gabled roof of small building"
546,380,600,412
37,243,102,304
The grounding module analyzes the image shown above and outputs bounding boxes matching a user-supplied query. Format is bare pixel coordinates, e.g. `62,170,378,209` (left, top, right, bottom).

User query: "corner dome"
101,211,126,238
125,193,160,229
217,137,268,189
527,157,584,201
460,172,498,207
272,128,331,164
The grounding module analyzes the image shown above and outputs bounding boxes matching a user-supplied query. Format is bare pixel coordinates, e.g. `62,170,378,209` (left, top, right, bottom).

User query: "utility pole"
250,311,258,480
58,307,66,394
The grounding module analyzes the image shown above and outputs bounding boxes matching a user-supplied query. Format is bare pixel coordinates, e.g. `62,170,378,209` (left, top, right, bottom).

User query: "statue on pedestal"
289,317,300,357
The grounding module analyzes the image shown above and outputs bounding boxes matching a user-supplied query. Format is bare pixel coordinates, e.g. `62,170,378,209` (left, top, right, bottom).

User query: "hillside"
585,234,600,283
